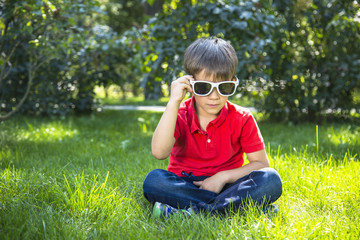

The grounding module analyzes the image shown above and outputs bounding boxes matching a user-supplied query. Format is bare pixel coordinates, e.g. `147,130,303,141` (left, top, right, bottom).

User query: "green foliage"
140,0,276,99
2,0,359,120
0,0,143,118
256,0,360,122
0,0,100,117
103,0,145,34
139,0,360,121
89,26,142,101
94,0,147,99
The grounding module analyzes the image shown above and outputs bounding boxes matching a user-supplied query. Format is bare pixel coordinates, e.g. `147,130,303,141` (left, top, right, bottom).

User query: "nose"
208,87,220,99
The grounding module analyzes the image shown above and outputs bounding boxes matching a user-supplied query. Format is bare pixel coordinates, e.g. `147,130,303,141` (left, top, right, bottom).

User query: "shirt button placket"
206,128,214,151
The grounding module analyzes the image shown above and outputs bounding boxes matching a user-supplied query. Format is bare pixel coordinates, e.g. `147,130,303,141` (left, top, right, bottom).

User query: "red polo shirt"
168,96,265,177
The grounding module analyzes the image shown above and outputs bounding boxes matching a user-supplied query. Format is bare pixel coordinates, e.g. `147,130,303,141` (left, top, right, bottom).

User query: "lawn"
0,109,359,239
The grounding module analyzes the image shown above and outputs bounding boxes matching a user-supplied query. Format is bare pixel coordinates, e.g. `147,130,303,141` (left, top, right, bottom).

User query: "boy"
143,37,282,217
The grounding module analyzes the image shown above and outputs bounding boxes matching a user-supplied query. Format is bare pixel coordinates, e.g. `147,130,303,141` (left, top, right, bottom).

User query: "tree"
0,0,112,119
139,0,360,121
94,0,148,99
140,0,277,100
0,0,65,120
258,0,360,122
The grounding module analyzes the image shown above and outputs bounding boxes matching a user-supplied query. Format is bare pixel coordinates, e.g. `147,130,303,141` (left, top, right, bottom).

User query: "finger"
186,75,194,81
175,80,192,93
183,77,194,93
183,84,193,94
172,76,194,95
177,76,193,84
193,181,202,186
183,75,193,79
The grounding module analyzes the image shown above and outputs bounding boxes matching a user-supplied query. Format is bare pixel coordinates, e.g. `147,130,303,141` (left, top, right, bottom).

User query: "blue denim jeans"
143,168,282,214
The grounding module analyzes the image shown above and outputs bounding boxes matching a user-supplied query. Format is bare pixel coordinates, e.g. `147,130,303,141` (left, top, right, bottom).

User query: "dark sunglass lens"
194,82,212,95
219,82,235,95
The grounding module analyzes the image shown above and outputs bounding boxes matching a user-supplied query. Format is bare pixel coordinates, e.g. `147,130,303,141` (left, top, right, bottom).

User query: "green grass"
1,110,359,239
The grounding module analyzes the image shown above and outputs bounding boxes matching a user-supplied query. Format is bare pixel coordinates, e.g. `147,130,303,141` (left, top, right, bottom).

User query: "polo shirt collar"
189,96,229,133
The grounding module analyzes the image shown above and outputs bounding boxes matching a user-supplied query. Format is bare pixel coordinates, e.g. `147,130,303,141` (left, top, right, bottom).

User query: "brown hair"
184,37,238,81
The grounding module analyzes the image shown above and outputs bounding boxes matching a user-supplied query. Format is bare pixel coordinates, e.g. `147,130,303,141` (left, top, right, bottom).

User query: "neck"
195,105,218,131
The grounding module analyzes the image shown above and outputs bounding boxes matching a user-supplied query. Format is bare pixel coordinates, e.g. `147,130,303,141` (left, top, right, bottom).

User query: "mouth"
207,104,220,108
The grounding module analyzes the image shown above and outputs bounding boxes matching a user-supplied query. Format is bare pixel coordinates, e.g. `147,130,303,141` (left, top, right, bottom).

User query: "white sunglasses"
189,77,239,96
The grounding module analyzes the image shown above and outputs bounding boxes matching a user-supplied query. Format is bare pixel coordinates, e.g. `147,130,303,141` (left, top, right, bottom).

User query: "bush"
0,0,100,118
256,0,360,122
140,0,277,99
2,0,358,121
139,0,360,121
0,0,141,119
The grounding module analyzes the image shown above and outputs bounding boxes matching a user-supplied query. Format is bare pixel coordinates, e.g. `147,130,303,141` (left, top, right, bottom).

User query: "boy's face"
193,70,228,118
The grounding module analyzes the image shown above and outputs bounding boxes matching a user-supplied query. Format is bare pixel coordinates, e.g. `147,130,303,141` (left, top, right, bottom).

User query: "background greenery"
1,0,359,121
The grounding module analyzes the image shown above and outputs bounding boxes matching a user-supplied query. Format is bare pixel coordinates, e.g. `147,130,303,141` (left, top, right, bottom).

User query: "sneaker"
262,204,279,215
153,202,191,218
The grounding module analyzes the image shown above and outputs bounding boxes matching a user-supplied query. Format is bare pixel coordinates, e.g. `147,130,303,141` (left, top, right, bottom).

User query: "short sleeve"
239,113,265,153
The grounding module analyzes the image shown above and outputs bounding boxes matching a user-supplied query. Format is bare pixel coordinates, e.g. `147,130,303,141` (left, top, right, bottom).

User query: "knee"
262,168,282,184
143,169,174,194
257,167,283,200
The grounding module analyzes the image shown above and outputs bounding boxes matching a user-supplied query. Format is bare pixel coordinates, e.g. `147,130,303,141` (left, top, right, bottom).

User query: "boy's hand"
169,75,194,104
193,172,228,194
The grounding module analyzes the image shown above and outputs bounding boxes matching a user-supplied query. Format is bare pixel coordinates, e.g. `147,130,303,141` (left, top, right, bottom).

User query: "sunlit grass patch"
20,122,78,142
325,125,359,148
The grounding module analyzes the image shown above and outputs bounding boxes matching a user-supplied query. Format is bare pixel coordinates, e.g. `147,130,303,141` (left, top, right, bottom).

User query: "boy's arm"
151,76,193,160
193,149,269,193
